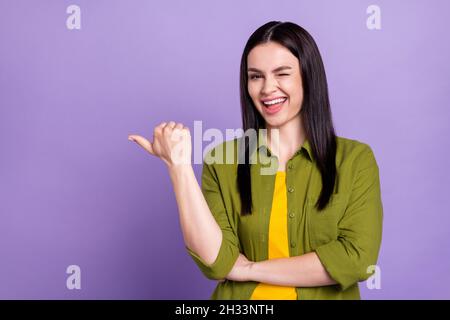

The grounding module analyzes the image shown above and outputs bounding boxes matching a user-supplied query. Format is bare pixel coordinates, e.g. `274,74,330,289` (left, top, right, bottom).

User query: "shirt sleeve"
185,154,240,280
314,144,383,291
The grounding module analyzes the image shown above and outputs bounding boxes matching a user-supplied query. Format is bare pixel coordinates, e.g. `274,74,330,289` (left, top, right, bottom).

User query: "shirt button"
289,212,295,218
288,187,294,193
290,241,296,248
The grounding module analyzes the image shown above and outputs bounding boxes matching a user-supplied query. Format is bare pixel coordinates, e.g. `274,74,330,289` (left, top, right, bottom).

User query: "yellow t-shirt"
250,171,298,300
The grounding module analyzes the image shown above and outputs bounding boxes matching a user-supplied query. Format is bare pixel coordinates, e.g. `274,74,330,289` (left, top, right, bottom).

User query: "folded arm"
226,145,383,291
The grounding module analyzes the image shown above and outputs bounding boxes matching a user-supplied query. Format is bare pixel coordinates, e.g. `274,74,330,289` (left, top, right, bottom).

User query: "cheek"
288,96,303,114
285,84,303,109
247,85,261,107
247,83,258,97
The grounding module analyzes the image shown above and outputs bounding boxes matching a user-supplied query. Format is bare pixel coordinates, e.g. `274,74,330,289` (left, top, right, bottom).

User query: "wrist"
246,261,256,282
168,163,193,179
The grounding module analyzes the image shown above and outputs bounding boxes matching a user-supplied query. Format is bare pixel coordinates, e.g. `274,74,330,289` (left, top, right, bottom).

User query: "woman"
128,21,383,300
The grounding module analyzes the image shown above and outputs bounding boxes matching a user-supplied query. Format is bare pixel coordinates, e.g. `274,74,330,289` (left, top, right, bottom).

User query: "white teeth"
263,97,286,106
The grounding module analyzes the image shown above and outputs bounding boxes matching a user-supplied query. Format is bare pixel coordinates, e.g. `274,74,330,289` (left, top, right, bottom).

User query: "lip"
263,98,287,115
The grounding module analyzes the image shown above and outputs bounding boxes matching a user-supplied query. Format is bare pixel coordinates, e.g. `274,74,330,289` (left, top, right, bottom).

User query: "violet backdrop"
1,0,449,299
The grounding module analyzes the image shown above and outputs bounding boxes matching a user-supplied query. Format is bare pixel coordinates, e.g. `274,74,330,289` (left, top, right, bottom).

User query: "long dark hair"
238,21,337,215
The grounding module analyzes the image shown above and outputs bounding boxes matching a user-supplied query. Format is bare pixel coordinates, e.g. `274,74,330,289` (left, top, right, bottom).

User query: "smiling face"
247,41,304,128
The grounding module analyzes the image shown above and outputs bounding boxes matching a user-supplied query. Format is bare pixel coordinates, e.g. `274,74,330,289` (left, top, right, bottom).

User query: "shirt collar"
249,129,313,163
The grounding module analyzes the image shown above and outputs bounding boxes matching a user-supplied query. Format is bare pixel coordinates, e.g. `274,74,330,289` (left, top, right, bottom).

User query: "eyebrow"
247,65,293,73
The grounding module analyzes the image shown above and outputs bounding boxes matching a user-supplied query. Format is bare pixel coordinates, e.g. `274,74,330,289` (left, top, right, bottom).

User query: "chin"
264,118,285,128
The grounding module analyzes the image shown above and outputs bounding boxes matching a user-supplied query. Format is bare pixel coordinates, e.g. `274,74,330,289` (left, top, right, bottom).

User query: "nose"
261,75,279,96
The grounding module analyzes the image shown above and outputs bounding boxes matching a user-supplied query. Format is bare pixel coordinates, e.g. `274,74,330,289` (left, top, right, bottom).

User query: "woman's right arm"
128,121,222,265
167,163,222,265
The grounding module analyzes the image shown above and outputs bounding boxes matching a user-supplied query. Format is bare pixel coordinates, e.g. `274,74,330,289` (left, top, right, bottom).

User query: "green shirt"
186,133,383,300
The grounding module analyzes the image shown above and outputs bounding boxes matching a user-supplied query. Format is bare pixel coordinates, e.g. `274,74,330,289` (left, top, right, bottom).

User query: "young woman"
128,21,383,300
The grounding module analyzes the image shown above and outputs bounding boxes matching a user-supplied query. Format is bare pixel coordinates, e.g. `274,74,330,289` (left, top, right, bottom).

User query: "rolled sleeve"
185,151,240,280
315,145,383,291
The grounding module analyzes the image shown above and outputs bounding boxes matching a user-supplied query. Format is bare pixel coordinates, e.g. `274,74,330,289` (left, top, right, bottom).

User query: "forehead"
247,42,298,70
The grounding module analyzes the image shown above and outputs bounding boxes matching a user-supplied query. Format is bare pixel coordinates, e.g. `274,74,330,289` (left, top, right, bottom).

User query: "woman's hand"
220,253,254,282
128,121,192,169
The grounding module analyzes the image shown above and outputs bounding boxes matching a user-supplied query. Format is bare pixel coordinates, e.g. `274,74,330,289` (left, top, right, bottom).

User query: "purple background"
1,0,449,299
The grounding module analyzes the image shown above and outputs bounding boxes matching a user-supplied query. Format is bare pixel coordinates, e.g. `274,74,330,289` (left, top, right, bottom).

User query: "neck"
266,114,306,159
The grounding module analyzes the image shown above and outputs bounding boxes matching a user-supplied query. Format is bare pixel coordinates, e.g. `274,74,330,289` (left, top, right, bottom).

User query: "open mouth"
261,97,287,114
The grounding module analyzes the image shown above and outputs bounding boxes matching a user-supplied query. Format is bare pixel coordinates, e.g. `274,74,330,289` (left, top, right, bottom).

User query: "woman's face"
247,41,303,128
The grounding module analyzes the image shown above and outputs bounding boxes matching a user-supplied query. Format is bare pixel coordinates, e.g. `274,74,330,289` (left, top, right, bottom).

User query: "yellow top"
250,170,298,300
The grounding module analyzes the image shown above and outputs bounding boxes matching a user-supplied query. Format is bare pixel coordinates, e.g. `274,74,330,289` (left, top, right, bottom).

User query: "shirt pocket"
306,193,347,249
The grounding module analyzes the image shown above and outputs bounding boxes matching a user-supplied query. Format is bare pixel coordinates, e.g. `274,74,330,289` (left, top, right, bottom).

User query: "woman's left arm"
226,252,337,287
